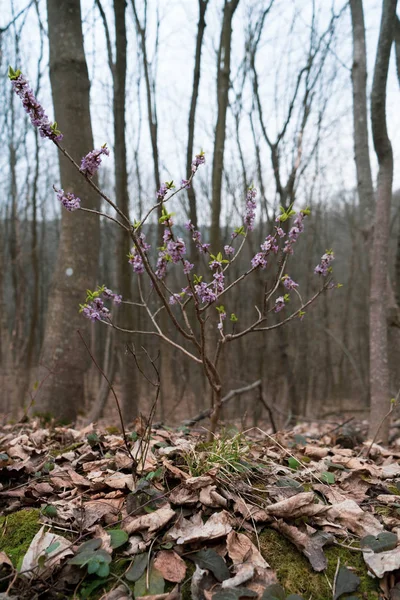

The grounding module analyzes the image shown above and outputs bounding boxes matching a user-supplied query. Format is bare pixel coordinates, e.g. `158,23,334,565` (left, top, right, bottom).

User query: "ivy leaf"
360,531,398,554
109,529,129,549
77,538,102,554
45,541,60,555
191,548,230,582
333,565,360,600
261,584,286,599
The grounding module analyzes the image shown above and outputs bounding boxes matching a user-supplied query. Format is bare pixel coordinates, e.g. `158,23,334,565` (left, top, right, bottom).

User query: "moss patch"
0,509,41,567
49,442,84,457
258,528,379,599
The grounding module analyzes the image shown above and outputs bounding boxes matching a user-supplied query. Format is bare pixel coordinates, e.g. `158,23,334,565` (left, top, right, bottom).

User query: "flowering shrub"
9,67,336,436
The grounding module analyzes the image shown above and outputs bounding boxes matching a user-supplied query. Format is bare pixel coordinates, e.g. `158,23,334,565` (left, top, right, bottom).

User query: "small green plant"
183,431,252,477
68,538,111,578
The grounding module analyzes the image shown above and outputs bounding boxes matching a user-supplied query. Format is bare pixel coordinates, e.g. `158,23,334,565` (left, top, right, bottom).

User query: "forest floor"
0,418,399,599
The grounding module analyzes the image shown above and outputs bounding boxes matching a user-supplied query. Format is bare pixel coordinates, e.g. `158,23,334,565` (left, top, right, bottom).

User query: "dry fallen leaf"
21,525,73,579
124,506,175,537
363,546,400,578
153,550,186,582
167,511,232,545
226,531,269,570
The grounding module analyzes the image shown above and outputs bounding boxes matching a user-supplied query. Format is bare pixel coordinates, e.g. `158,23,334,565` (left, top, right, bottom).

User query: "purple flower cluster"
80,145,110,178
157,183,168,202
274,296,286,313
169,293,181,305
56,189,81,212
282,275,299,290
191,151,205,173
183,260,194,274
181,179,191,189
128,233,151,274
314,251,334,276
217,309,227,332
251,235,279,270
185,221,210,254
10,72,63,141
155,229,187,280
103,287,122,305
284,211,307,254
224,245,235,257
244,187,257,231
194,282,217,304
82,297,110,322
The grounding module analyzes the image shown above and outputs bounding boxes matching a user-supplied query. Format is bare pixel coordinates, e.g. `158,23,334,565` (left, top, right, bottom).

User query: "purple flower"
181,179,191,189
224,245,235,257
82,298,110,321
10,71,63,141
169,293,181,305
155,254,168,279
56,189,81,212
102,288,122,305
251,252,268,269
166,237,186,263
244,187,257,231
157,183,168,201
209,260,222,271
194,282,217,304
191,151,205,173
282,275,298,290
183,260,194,274
274,296,286,313
80,145,109,178
128,251,145,274
314,251,334,276
276,227,285,238
213,271,225,294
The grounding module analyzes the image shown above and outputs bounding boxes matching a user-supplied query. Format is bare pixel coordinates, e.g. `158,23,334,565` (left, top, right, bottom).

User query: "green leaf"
45,541,60,555
276,477,304,491
333,565,360,600
321,471,335,484
109,529,129,549
77,538,102,554
261,584,286,599
293,434,308,447
288,457,301,470
230,313,238,323
125,553,147,582
96,562,110,578
42,505,57,518
191,549,230,582
213,589,258,599
87,559,100,575
360,531,398,554
134,564,165,597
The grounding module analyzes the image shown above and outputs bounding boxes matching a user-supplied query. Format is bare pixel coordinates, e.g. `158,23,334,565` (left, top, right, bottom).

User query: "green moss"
0,509,41,567
258,528,379,599
387,485,400,495
105,426,120,435
49,441,84,457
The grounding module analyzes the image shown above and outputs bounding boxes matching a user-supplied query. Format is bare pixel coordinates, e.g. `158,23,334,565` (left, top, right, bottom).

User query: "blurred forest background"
1,0,400,434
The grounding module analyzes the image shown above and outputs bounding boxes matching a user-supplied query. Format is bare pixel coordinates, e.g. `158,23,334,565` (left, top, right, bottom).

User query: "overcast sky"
1,0,399,226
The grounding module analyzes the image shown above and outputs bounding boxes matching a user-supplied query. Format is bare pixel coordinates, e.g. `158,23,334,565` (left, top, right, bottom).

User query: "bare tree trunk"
210,0,240,253
113,0,138,421
186,0,208,260
350,0,375,225
369,0,397,443
35,0,100,422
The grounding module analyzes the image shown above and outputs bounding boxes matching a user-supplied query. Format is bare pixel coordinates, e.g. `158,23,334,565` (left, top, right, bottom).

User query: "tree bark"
349,0,375,225
210,0,240,253
113,0,138,421
186,0,208,260
35,0,100,422
369,0,397,444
